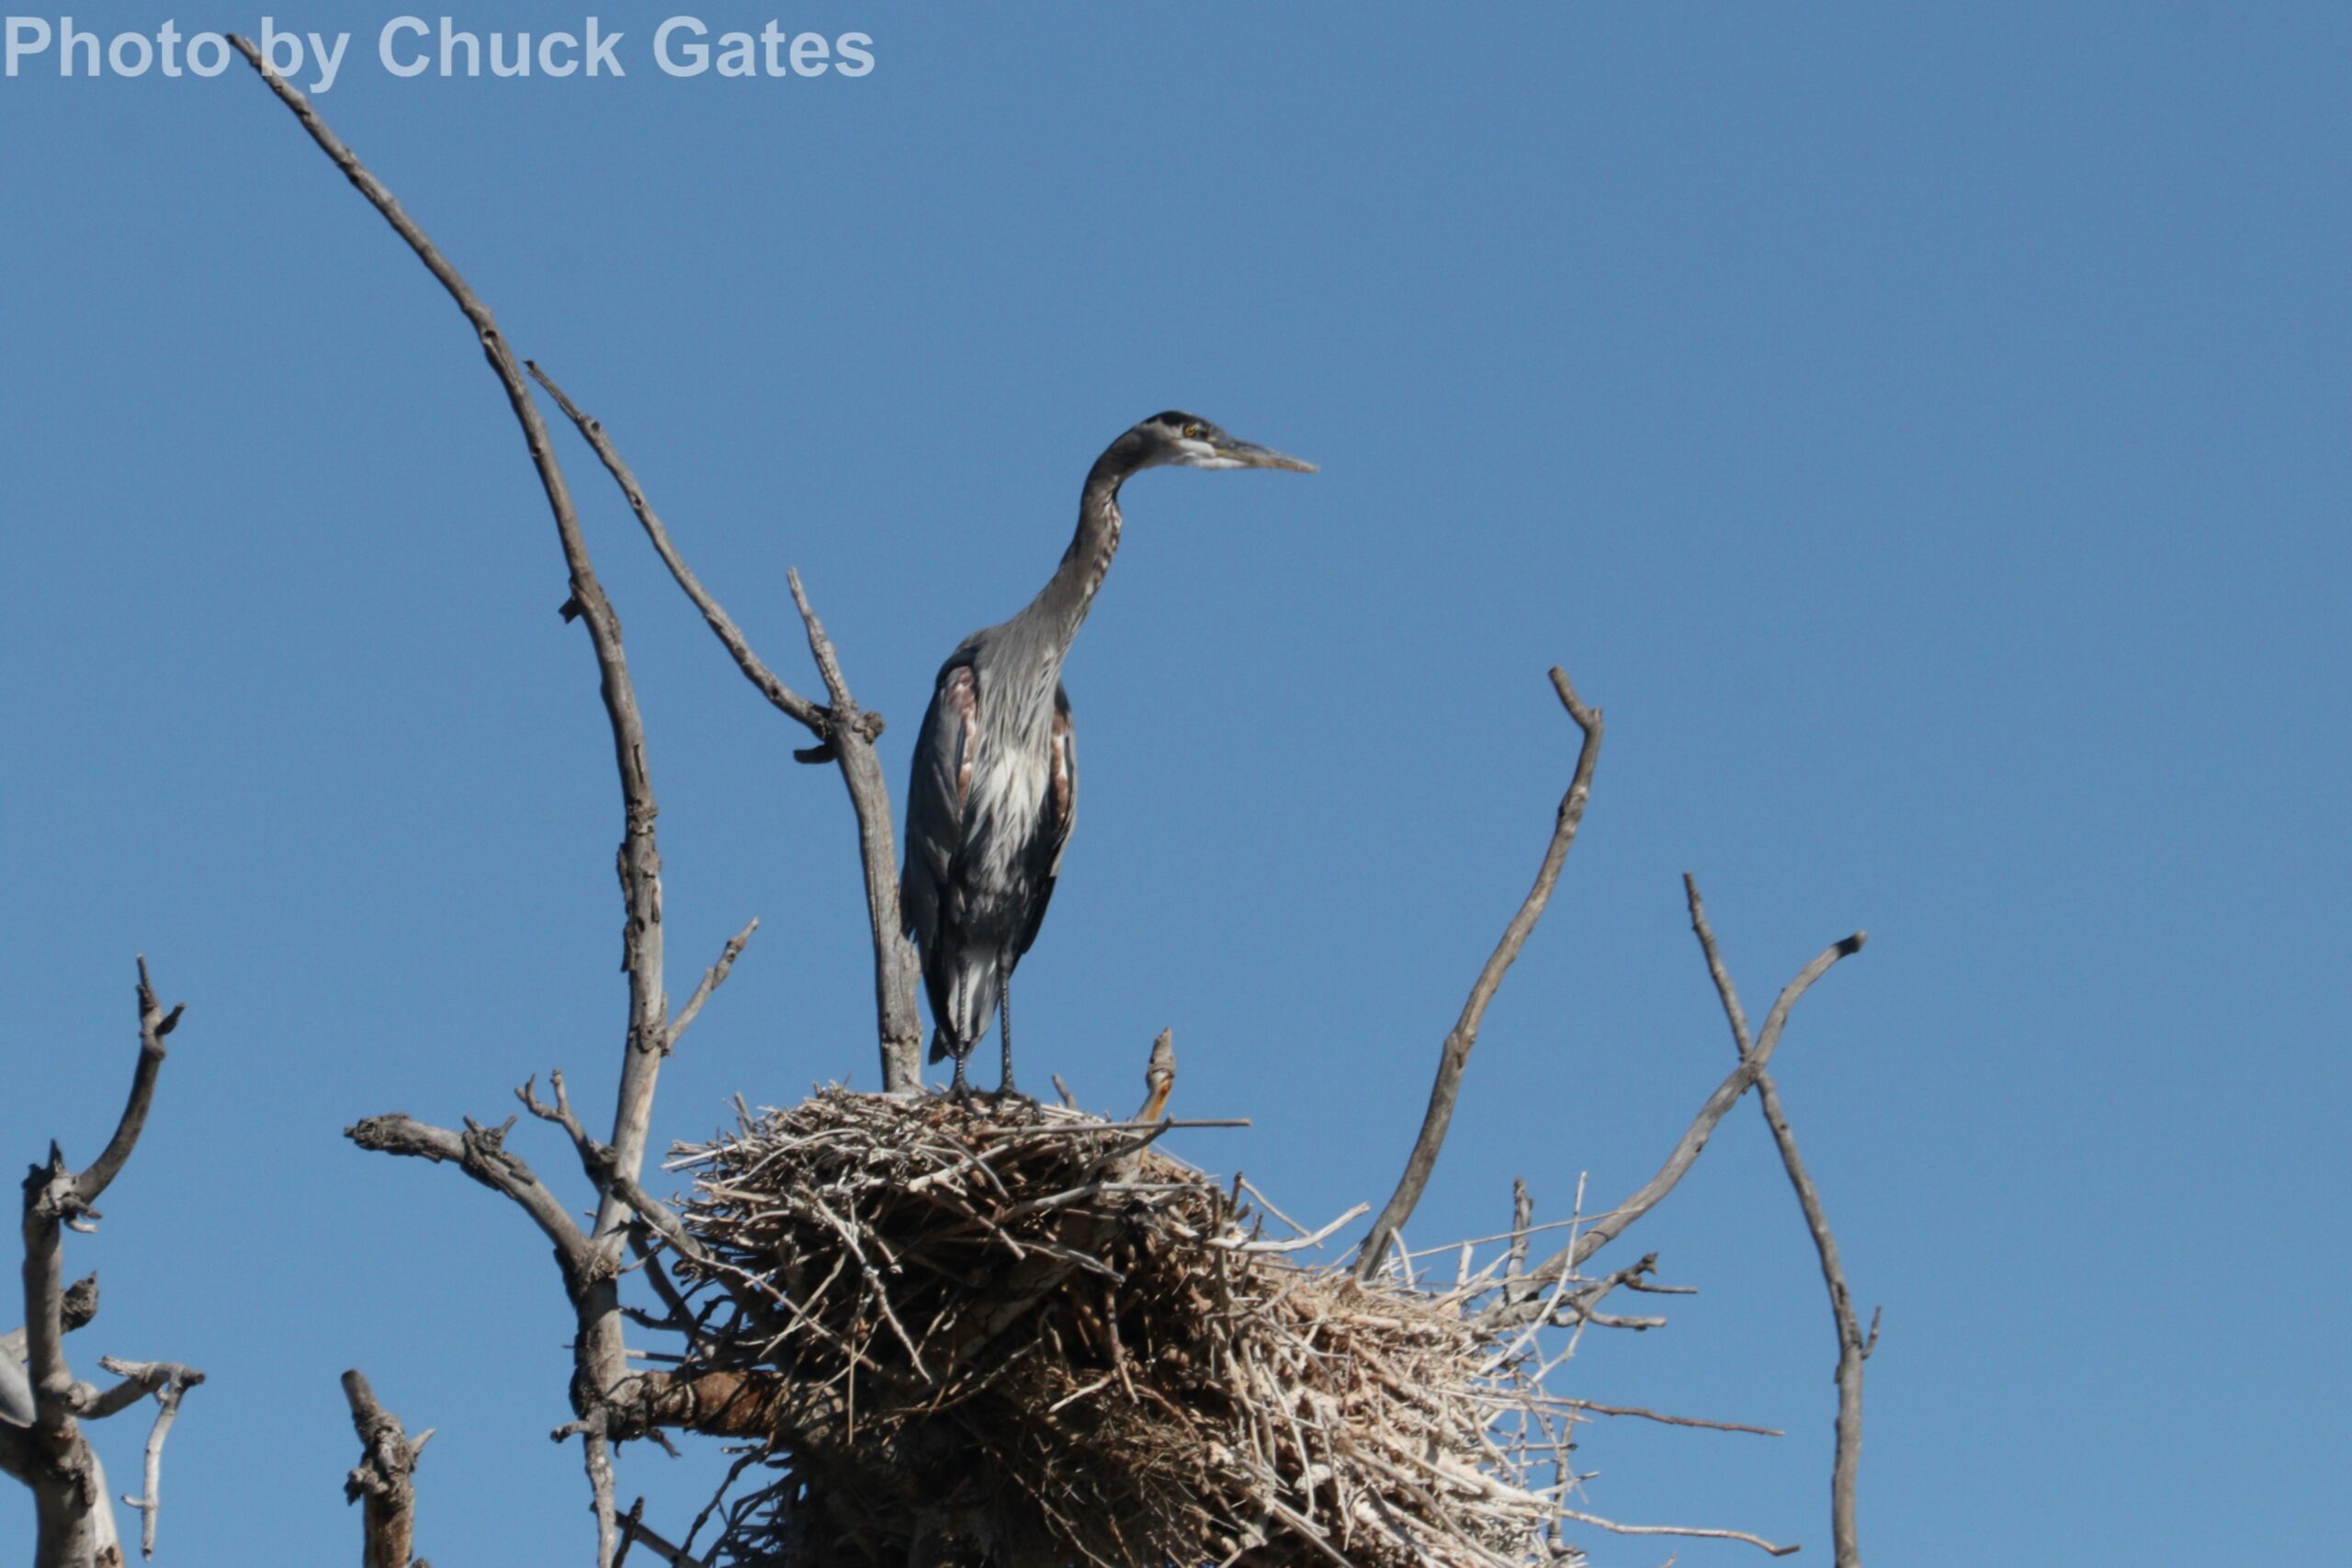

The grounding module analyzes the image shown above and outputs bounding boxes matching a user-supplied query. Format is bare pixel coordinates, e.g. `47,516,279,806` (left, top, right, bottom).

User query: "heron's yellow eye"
1184,423,1205,439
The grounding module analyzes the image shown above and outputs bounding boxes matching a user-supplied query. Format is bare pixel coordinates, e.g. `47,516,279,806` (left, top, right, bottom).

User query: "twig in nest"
1555,1506,1797,1556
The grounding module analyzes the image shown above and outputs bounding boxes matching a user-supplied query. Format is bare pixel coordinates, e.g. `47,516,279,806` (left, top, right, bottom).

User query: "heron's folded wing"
900,660,980,942
1011,683,1078,961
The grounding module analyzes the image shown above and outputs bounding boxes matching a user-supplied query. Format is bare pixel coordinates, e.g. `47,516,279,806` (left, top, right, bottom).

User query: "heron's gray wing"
900,653,981,950
1011,682,1078,962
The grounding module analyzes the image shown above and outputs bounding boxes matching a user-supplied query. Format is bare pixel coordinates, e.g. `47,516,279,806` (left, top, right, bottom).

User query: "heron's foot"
948,1055,973,1101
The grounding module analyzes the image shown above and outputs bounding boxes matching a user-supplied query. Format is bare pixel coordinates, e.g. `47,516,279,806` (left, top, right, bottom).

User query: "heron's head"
1121,411,1317,475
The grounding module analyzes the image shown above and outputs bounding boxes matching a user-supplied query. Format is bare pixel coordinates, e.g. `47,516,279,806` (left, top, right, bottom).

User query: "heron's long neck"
1014,460,1125,658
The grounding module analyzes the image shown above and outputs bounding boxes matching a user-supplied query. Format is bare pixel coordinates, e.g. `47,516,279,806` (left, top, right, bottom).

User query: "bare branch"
678,1451,766,1565
1557,1506,1799,1556
666,919,759,1050
786,569,925,1092
1761,1076,1874,1559
626,1231,707,1351
344,1370,429,1568
1684,874,1754,1055
85,1359,202,1425
522,358,924,1091
1750,933,1862,1066
71,959,183,1209
231,51,718,1561
1548,1255,1671,1331
516,1077,710,1272
1356,668,1601,1280
618,1499,707,1567
229,38,672,1262
345,1114,590,1279
1506,1178,1532,1282
1513,926,1864,1294
14,965,191,1568
1561,1398,1784,1438
781,569,860,722
100,1359,203,1560
526,362,829,732
1487,1248,1660,1348
27,962,188,1410
583,1432,621,1568
1219,1202,1368,1254
1238,1177,1311,1240
1685,875,1873,1568
517,1069,611,1197
20,1145,79,1408
614,1177,717,1277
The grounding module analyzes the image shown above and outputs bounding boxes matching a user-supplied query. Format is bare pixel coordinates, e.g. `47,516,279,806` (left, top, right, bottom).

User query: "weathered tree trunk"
4,963,203,1568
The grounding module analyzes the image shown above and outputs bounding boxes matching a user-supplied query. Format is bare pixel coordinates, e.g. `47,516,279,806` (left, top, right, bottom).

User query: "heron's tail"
925,953,1001,1063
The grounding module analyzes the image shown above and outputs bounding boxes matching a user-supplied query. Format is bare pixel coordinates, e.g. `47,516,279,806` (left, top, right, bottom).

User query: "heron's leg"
999,983,1019,1098
948,1050,971,1100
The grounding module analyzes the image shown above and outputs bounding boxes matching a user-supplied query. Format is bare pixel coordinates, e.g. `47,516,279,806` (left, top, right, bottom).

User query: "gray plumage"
900,411,1314,1094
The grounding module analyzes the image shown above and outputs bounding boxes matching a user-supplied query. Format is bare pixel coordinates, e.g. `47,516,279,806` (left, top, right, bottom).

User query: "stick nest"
665,1089,1566,1568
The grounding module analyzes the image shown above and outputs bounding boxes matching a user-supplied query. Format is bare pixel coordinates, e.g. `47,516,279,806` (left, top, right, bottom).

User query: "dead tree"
342,1371,430,1568
226,33,925,1568
0,961,206,1568
226,34,1881,1567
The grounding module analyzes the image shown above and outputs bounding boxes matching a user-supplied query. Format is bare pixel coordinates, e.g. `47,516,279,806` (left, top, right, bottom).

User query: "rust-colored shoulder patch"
945,665,980,813
1049,705,1075,832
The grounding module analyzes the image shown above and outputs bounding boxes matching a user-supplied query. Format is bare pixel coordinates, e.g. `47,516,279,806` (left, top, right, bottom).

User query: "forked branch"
1355,667,1601,1280
344,1114,590,1281
524,364,826,732
102,1357,205,1560
526,362,924,1093
22,963,188,1403
1686,874,1876,1568
228,38,673,1258
10,961,202,1568
1498,924,1863,1317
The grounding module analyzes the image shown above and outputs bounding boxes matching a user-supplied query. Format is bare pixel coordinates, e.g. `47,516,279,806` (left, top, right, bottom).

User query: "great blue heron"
901,411,1315,1094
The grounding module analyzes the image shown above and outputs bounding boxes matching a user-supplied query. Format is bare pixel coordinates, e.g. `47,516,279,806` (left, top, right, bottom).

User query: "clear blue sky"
3,4,2346,1562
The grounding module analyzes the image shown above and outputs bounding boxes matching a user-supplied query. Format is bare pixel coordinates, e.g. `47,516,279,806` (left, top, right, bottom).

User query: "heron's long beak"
1215,436,1317,473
